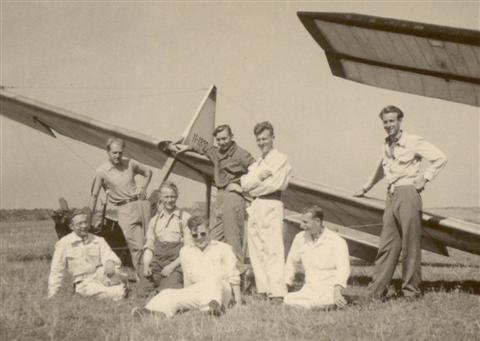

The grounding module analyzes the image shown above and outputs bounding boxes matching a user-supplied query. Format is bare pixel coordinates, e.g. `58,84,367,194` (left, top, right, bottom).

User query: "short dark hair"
253,121,274,136
187,215,206,231
106,137,125,151
379,105,404,120
213,124,233,137
69,209,88,227
304,205,324,221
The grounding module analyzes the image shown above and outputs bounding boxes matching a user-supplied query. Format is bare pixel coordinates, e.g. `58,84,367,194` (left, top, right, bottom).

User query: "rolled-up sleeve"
333,236,350,288
144,217,156,251
48,241,66,297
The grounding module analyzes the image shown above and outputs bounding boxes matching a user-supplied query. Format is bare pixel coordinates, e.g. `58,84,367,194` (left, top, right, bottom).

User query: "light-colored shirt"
48,232,121,297
180,240,240,288
285,229,350,288
364,132,447,191
144,208,192,249
95,158,149,205
240,149,292,197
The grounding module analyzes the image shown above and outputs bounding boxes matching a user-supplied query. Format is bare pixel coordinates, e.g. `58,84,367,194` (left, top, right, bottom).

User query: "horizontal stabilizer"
298,12,480,106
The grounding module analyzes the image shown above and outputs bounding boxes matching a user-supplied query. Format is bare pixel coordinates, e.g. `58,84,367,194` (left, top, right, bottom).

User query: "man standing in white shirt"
48,209,126,300
354,105,447,299
240,121,292,302
284,206,349,309
132,216,242,318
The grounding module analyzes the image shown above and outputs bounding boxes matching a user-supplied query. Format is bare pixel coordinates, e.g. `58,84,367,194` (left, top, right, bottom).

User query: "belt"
387,183,415,194
256,191,282,201
113,195,140,206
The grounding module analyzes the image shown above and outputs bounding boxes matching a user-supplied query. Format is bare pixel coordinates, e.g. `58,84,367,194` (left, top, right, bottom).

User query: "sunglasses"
192,232,207,239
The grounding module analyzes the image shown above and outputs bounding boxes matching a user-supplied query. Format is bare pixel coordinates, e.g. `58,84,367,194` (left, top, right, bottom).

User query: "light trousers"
284,285,334,309
247,198,286,298
75,269,125,301
145,278,232,317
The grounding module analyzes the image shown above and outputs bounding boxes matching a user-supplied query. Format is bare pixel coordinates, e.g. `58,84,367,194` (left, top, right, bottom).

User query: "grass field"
1,220,479,341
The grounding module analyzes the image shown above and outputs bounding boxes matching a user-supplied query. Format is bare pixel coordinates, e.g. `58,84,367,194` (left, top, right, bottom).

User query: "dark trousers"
137,241,183,298
367,185,423,298
210,190,247,262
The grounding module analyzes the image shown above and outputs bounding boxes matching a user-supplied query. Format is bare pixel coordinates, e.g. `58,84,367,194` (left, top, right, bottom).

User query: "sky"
0,1,479,210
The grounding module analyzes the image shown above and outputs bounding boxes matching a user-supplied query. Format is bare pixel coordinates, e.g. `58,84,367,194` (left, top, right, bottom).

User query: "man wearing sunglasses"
133,216,242,318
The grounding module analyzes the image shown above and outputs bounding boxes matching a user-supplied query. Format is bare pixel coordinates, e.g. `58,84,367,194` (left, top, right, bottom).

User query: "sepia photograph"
1,1,479,340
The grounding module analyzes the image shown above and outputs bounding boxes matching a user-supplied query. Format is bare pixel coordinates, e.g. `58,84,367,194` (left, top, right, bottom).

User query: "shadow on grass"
348,275,480,295
421,262,480,268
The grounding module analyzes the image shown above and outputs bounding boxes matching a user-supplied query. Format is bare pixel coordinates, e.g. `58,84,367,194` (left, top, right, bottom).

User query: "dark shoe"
131,307,155,319
268,296,284,304
208,300,224,317
253,292,269,301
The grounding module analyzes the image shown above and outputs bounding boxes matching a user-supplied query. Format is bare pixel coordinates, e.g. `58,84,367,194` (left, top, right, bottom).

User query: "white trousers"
284,285,334,309
247,199,286,298
75,269,125,301
145,278,232,317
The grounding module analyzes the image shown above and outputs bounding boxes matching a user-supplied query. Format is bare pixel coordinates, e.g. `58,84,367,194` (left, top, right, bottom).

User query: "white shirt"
180,240,240,287
364,132,447,190
48,232,121,297
240,149,292,197
285,229,350,288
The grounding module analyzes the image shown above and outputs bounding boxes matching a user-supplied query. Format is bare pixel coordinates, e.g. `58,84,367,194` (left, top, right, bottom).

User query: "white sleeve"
47,241,67,297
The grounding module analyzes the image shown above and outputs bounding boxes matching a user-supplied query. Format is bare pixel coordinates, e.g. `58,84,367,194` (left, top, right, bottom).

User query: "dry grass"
1,220,479,341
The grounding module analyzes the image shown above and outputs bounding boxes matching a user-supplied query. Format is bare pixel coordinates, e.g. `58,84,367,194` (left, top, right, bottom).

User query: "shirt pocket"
394,148,415,164
85,244,102,267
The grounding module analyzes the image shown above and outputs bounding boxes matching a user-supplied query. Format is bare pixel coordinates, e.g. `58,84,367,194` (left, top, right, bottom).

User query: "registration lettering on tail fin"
180,85,216,152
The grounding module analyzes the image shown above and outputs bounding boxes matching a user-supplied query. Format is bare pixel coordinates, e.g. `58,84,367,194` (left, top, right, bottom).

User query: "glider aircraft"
1,12,479,264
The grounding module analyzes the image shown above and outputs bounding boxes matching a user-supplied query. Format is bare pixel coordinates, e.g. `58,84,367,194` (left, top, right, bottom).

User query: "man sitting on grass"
132,215,242,318
48,209,127,301
284,206,350,309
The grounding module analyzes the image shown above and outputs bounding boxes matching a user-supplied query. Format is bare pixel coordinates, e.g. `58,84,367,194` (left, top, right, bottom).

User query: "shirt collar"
159,208,181,219
219,141,238,158
385,131,407,147
70,232,93,244
304,228,330,246
260,148,277,161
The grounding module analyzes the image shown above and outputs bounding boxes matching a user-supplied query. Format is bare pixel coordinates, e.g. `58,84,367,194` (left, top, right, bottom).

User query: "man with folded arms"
48,209,126,300
239,121,292,302
90,137,152,271
284,206,349,309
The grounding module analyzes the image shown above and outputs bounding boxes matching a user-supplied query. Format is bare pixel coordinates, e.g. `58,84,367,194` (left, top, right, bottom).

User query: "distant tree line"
0,209,54,222
0,202,209,223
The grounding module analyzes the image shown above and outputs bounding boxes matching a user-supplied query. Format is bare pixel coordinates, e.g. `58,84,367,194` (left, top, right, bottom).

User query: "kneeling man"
48,209,126,300
137,216,241,318
284,206,349,309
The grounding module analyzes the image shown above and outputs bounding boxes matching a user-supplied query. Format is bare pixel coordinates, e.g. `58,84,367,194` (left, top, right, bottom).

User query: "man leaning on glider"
353,105,447,300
